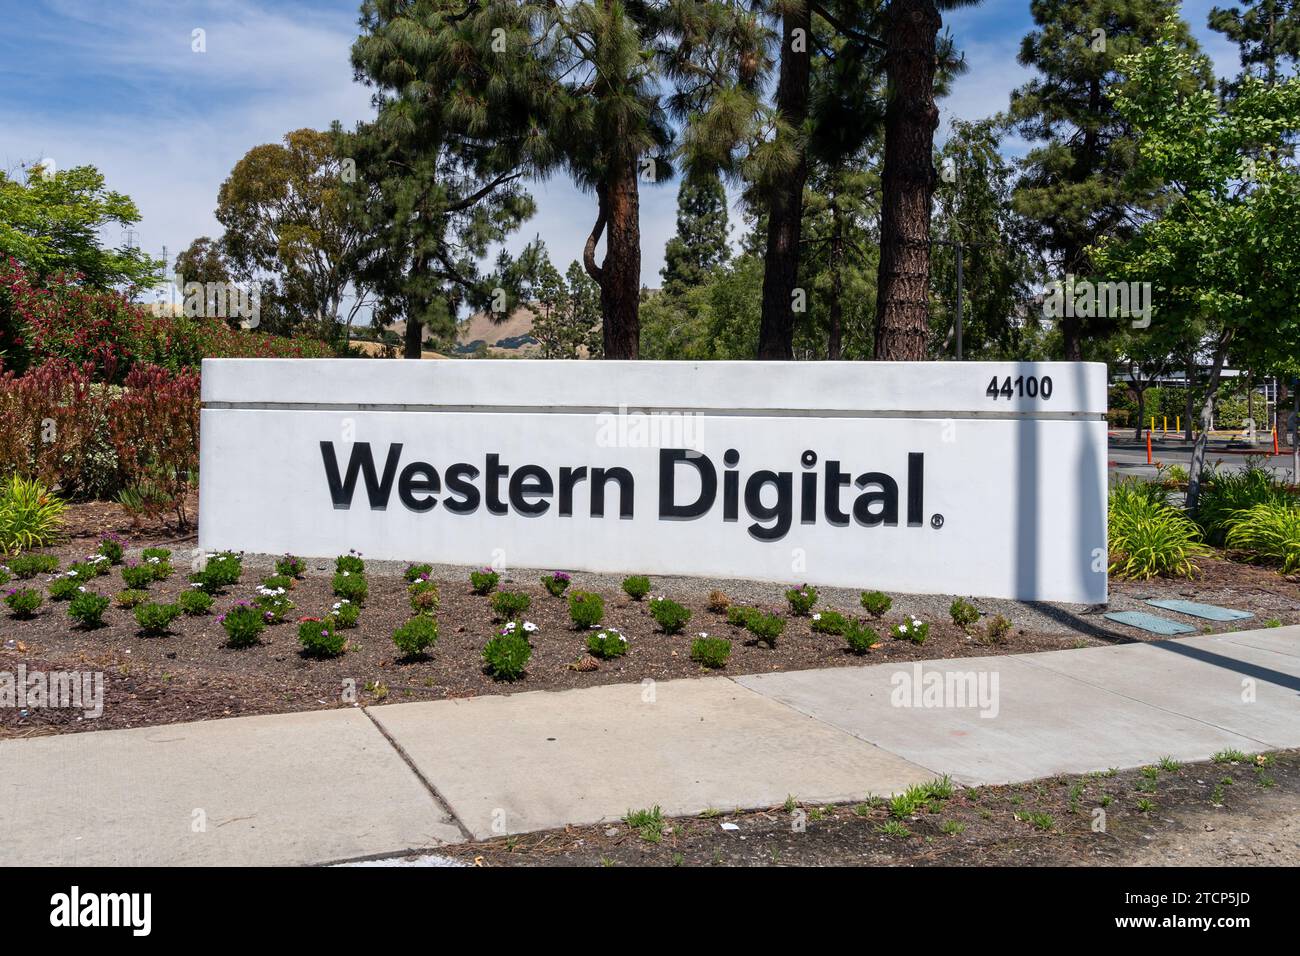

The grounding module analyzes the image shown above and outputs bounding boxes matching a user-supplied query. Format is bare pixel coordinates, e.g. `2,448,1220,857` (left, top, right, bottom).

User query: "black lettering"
907,452,924,526
658,450,715,519
398,461,440,513
558,466,587,517
320,441,402,510
509,465,553,516
745,471,792,541
824,459,851,526
485,453,509,515
591,466,634,518
443,462,480,514
852,473,898,526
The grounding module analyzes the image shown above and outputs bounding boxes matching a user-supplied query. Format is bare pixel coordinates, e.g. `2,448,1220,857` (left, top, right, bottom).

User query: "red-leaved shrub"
108,365,201,529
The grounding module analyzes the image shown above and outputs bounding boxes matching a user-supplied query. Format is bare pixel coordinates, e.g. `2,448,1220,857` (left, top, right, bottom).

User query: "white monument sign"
199,359,1108,603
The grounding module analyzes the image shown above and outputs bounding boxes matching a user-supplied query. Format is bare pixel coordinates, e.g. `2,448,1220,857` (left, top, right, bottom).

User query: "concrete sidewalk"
2,626,1297,865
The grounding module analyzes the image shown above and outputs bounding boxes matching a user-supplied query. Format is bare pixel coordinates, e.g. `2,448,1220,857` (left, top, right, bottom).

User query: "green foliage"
96,536,125,565
860,590,892,618
649,596,691,634
4,586,41,617
409,579,441,615
68,590,110,628
331,598,360,628
120,563,154,589
0,163,162,289
540,572,570,597
48,577,80,601
7,553,58,577
134,601,181,636
254,585,294,623
1109,480,1211,578
275,554,307,578
189,551,242,594
844,620,881,654
332,571,368,603
470,569,500,595
261,574,294,592
404,563,433,583
949,597,980,629
0,475,65,553
661,171,730,298
298,617,344,657
1224,502,1300,573
726,604,758,628
785,585,818,615
178,589,213,616
811,609,848,635
745,611,785,647
981,614,1014,645
115,588,148,609
621,575,651,600
624,806,666,843
491,590,531,620
568,590,605,629
690,635,732,669
393,615,439,657
483,626,532,681
1195,468,1292,544
335,552,365,574
587,627,629,660
893,616,930,644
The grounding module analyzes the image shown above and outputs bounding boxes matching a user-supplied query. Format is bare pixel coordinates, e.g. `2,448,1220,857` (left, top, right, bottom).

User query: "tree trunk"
757,2,811,360
1186,334,1233,512
598,157,642,359
828,192,844,360
1183,355,1195,441
403,317,423,359
873,0,941,361
1134,384,1146,442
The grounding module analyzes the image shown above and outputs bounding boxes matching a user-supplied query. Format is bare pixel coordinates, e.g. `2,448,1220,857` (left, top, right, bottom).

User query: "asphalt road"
1108,434,1297,483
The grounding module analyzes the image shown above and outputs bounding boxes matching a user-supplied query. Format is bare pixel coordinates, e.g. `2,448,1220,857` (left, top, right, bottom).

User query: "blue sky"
0,0,1244,291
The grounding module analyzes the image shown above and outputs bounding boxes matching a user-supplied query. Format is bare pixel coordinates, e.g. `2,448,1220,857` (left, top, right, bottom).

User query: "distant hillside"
454,304,541,356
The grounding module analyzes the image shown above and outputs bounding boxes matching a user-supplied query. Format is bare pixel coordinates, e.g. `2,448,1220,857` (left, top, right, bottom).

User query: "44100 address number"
986,375,1053,401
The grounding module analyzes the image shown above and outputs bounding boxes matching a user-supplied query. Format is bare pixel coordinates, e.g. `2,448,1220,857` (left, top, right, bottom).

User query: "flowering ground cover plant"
649,596,691,634
330,599,360,628
332,570,368,603
96,535,126,564
621,575,651,600
275,554,307,578
68,591,110,628
541,571,570,597
785,585,818,615
178,589,213,615
48,575,82,601
392,615,439,657
115,588,148,608
120,561,154,589
5,586,42,618
469,567,499,595
844,620,882,654
587,626,628,659
299,616,346,657
483,621,533,680
220,602,265,648
335,550,365,574
861,590,893,618
254,584,294,623
8,553,59,578
490,589,530,619
134,601,181,636
404,562,433,583
691,633,731,668
568,590,604,628
894,616,930,645
810,610,848,635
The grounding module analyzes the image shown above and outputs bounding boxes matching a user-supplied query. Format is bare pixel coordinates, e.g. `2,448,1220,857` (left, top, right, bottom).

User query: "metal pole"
1292,380,1298,485
954,240,963,361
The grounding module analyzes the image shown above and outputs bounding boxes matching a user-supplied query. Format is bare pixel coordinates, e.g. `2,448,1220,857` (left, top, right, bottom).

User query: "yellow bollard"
1163,416,1168,433
1176,416,1180,433
1150,416,1156,433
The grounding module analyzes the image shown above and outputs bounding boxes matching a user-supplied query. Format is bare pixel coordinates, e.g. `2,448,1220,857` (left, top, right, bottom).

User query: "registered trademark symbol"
930,514,944,529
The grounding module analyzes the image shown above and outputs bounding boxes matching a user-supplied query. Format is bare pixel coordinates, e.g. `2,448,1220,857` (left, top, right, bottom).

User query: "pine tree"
1209,0,1300,84
1008,0,1209,360
661,170,730,298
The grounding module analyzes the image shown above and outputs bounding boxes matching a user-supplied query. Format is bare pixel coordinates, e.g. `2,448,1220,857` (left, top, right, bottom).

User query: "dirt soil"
2,500,1298,738
438,750,1300,867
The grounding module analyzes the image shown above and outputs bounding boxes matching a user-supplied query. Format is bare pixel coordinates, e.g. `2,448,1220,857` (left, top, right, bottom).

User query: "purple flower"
554,572,570,581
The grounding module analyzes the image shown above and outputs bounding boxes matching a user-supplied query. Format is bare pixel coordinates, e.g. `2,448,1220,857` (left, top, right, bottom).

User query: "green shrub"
746,611,785,647
330,599,360,628
179,589,214,615
189,551,242,593
569,590,605,628
83,555,111,576
97,535,126,565
1109,481,1210,579
491,590,531,619
332,571,368,603
785,584,818,615
587,627,629,659
483,625,532,680
68,591,110,628
48,576,81,601
9,553,59,578
121,562,154,589
115,588,148,609
299,617,345,657
66,561,99,582
844,620,881,654
254,584,294,623
409,579,441,615
1195,468,1292,545
541,571,571,597
134,601,181,636
649,596,691,634
861,591,892,618
811,609,848,635
393,616,439,657
221,603,265,648
404,562,433,583
275,554,306,578
893,616,929,644
4,587,42,618
261,574,294,592
980,614,1013,645
0,566,9,587
690,634,732,668
621,575,651,600
1224,502,1300,573
335,551,365,574
726,604,757,628
0,475,65,553
469,568,499,594
143,556,173,581
949,597,980,629
142,547,172,561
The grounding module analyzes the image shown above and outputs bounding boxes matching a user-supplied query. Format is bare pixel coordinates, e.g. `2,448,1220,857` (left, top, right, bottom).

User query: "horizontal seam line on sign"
361,706,475,843
202,401,1105,421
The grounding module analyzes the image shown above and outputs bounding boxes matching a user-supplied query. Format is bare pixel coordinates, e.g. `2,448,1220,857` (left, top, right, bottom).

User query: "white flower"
698,632,709,639
899,624,909,634
77,586,86,592
618,633,627,642
147,556,160,564
812,613,821,621
523,621,538,633
190,582,203,588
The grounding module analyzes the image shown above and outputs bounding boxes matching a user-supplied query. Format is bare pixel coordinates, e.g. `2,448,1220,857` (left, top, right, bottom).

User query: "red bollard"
1146,429,1152,465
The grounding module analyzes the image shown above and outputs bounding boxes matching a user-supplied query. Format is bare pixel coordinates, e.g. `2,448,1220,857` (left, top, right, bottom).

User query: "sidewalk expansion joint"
360,706,474,843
